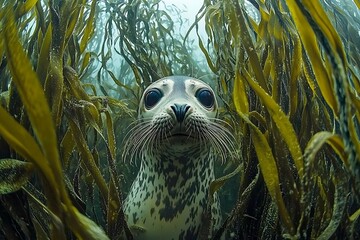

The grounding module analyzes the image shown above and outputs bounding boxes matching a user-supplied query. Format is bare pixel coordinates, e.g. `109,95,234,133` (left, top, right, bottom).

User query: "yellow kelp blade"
0,106,55,185
304,131,346,167
0,159,34,194
239,113,294,235
233,69,249,114
228,0,269,93
3,11,110,239
355,0,360,9
3,10,65,197
0,106,64,238
243,70,304,178
301,1,347,64
286,0,338,114
4,12,67,212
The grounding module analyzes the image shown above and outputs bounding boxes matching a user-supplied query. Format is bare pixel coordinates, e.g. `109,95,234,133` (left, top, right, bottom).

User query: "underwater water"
0,0,360,239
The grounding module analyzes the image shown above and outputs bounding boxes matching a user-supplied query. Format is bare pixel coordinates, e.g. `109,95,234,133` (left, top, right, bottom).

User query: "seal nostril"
171,103,189,122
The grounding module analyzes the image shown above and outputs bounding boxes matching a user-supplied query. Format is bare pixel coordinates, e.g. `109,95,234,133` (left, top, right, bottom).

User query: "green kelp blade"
15,0,38,17
67,117,109,199
104,110,116,160
257,6,270,39
80,52,91,75
36,23,52,84
348,91,360,160
64,66,91,101
81,100,101,127
303,131,348,238
66,207,110,240
239,113,294,234
23,185,66,238
107,69,134,92
0,91,9,107
60,128,75,169
0,159,34,194
243,70,304,178
209,164,242,202
350,208,360,222
65,0,85,40
0,42,3,66
197,35,217,73
317,171,348,240
79,0,97,53
286,1,338,114
107,178,121,238
289,34,302,117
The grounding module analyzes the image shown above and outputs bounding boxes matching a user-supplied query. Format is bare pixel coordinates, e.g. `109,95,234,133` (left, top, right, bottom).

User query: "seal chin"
167,132,194,140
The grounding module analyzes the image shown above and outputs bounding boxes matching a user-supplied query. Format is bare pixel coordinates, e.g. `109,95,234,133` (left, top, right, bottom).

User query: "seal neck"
142,143,213,173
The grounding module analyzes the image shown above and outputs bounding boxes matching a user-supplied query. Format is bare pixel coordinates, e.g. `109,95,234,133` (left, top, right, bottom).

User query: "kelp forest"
0,0,360,239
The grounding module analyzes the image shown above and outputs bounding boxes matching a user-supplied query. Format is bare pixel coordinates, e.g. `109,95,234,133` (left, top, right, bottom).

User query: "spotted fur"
123,76,234,240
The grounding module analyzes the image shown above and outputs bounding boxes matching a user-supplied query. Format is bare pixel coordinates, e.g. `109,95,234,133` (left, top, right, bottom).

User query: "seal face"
123,76,234,240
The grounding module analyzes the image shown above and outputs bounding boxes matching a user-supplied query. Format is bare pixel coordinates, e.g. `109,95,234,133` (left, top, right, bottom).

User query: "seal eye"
196,88,214,108
144,88,163,109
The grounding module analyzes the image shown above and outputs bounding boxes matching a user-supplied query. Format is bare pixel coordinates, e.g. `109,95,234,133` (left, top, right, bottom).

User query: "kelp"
0,0,133,238
99,0,211,94
0,0,208,239
196,0,360,238
0,0,360,239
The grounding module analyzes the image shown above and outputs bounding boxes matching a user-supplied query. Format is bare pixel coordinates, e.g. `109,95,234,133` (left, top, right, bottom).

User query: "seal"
123,76,234,240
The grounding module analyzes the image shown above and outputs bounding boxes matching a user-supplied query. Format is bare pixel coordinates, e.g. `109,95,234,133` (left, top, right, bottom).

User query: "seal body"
123,76,233,239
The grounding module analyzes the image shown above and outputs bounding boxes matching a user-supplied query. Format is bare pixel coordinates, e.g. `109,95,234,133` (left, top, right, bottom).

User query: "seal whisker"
124,121,155,163
209,121,236,147
211,128,235,153
205,128,226,162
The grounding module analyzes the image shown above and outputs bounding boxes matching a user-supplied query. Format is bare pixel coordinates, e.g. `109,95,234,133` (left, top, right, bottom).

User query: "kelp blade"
0,159,33,194
3,10,63,187
0,106,53,182
243,70,304,178
2,8,112,239
238,113,294,235
286,0,338,113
